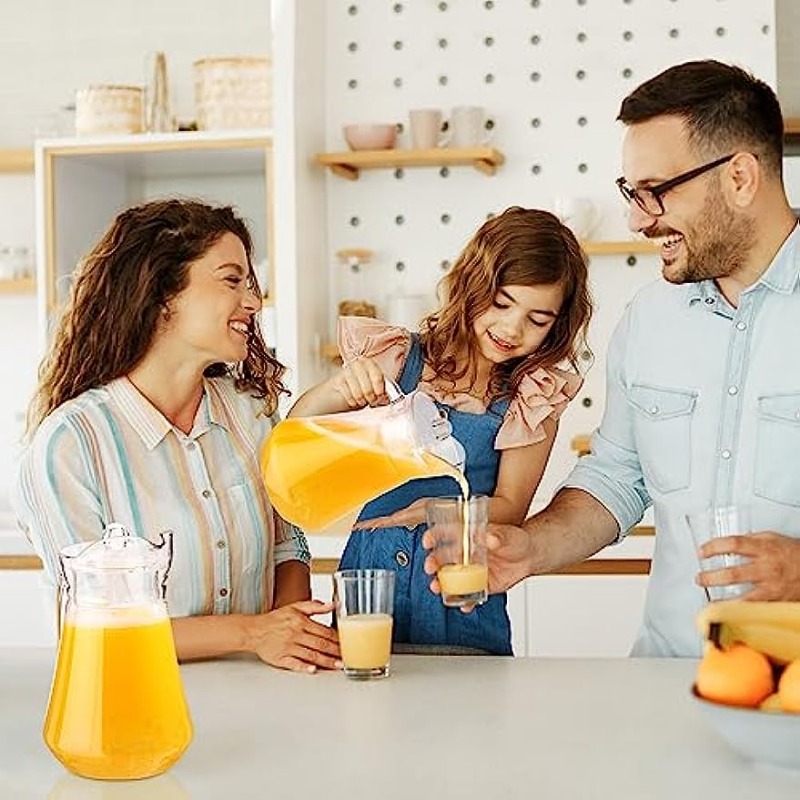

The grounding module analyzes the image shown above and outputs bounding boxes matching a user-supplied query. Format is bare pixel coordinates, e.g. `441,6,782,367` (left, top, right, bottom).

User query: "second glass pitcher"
44,523,193,781
261,382,467,532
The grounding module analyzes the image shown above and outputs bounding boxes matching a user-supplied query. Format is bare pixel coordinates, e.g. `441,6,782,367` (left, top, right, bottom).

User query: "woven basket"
194,56,271,130
74,85,144,136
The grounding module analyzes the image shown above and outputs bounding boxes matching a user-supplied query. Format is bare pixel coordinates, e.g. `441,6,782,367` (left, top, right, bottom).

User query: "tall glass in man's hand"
426,496,489,608
686,505,753,601
333,569,394,680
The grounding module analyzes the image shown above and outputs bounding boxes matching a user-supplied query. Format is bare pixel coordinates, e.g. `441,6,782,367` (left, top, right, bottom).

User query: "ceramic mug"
409,108,445,149
445,105,492,148
553,196,601,240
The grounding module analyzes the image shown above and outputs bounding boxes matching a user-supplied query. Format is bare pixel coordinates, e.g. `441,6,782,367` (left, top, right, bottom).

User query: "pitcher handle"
384,378,403,402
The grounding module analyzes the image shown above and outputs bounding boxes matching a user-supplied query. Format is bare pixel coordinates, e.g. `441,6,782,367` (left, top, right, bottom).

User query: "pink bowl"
343,123,397,151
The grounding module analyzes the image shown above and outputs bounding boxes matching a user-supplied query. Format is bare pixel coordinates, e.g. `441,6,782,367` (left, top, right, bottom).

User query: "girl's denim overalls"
338,336,513,655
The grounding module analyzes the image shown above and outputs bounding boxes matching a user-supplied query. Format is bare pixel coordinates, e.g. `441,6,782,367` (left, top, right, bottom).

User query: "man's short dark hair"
617,59,784,176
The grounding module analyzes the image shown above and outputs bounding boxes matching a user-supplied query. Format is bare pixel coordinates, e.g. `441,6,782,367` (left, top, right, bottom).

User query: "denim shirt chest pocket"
628,383,697,494
755,393,800,507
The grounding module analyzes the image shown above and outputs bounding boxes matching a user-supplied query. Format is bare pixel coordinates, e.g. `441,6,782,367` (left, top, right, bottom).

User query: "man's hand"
422,522,534,601
698,532,800,601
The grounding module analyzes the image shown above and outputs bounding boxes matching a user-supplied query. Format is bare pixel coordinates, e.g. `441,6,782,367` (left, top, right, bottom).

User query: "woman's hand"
245,600,341,673
353,497,432,531
330,356,389,408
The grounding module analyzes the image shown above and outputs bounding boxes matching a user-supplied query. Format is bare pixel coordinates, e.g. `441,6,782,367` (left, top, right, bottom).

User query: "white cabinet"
0,570,56,647
524,575,648,658
32,131,329,392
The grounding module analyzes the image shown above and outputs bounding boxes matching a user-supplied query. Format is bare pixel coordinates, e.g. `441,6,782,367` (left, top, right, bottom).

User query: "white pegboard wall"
322,0,776,502
325,0,775,307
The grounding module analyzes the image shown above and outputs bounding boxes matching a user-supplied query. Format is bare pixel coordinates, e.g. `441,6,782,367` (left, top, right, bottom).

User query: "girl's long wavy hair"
420,206,593,401
29,198,287,430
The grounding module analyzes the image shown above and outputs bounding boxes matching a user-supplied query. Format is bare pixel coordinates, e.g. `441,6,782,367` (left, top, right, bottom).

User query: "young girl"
289,206,592,655
14,198,340,673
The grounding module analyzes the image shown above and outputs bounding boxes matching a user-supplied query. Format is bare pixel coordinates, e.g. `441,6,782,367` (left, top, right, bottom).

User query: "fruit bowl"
343,123,397,151
692,685,800,771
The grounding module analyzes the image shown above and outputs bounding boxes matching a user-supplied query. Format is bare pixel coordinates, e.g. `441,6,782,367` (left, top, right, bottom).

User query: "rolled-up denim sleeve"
563,305,651,539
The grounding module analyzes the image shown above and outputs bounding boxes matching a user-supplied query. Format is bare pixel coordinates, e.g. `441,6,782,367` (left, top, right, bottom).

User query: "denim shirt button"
649,405,659,415
395,551,410,567
736,321,747,331
721,449,732,460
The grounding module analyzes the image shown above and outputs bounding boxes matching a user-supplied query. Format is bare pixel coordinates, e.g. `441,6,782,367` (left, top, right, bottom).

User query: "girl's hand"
329,356,389,408
245,600,341,673
353,497,432,531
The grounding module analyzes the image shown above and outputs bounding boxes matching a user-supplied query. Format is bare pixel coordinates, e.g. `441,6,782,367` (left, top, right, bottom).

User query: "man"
427,60,800,657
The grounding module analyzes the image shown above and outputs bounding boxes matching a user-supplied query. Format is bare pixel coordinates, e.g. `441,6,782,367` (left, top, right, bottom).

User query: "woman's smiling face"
157,232,262,367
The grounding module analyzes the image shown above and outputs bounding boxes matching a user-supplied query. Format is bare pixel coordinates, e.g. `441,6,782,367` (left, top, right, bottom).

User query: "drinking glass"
686,505,753,601
426,495,489,608
333,569,395,680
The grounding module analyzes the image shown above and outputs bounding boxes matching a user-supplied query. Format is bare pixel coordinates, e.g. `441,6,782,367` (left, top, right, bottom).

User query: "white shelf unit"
34,131,273,346
35,127,331,395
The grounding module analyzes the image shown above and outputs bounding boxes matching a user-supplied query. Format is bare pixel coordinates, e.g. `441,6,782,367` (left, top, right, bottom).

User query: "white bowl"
692,686,800,771
343,123,397,151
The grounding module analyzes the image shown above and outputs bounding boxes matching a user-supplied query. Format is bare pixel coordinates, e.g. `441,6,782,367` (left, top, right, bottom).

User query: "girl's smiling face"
472,282,563,365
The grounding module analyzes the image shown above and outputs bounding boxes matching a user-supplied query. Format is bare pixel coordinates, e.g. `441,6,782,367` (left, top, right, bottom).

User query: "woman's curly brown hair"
420,206,593,401
29,198,287,429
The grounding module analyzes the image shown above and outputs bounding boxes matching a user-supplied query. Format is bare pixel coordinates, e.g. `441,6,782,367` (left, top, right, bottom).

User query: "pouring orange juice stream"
261,384,486,596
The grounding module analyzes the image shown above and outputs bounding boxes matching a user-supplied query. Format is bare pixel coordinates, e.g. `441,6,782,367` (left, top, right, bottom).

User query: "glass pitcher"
44,523,193,781
261,381,467,532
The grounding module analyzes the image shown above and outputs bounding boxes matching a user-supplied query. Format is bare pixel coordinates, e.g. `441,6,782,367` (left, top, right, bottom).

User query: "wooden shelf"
321,342,341,362
315,146,505,180
571,433,591,456
0,277,35,295
784,117,800,152
581,240,660,256
0,148,34,173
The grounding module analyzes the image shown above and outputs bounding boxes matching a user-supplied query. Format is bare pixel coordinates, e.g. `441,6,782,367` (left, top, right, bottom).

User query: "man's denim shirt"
566,224,800,657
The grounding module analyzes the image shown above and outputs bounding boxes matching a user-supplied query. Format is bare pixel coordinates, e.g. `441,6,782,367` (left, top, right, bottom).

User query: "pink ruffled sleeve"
495,367,583,450
337,316,411,382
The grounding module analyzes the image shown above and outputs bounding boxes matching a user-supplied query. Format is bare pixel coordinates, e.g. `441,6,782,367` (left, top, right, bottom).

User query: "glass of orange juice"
427,495,489,608
333,569,395,680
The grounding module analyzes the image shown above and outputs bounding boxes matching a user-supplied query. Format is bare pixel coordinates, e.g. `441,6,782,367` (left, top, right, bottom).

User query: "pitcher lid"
61,523,169,570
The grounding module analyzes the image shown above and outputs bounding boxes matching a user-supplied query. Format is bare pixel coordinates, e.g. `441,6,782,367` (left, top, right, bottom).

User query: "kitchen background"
1,0,799,651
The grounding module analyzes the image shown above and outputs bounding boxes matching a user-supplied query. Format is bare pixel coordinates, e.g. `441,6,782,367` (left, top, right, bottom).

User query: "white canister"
74,85,144,136
386,292,431,331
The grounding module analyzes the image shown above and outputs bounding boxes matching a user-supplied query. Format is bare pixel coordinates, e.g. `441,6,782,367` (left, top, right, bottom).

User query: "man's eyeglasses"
615,153,735,217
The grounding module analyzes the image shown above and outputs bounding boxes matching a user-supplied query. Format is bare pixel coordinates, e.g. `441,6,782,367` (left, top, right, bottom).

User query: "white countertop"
1,650,799,799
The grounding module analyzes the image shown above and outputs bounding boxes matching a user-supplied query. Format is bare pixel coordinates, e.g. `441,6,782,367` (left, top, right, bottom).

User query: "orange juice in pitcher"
46,606,192,780
44,524,192,780
262,384,467,532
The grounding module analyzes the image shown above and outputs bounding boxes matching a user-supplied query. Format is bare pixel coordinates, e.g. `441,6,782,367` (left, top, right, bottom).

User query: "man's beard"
664,184,755,285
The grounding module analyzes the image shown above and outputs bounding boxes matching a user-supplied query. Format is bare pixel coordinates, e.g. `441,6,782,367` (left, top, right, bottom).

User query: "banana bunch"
697,600,800,664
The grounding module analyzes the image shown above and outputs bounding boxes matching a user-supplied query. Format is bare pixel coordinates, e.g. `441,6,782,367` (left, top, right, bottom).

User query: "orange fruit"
778,659,800,712
696,642,774,708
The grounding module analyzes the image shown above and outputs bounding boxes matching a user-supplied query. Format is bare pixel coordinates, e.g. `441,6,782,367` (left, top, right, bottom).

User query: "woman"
14,198,339,673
